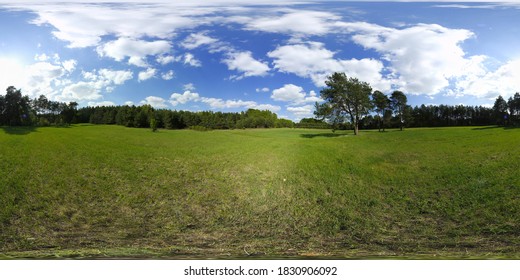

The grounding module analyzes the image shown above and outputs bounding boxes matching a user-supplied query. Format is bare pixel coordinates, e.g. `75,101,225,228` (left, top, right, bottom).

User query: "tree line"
1,84,519,131
77,105,294,130
0,86,77,126
315,72,520,134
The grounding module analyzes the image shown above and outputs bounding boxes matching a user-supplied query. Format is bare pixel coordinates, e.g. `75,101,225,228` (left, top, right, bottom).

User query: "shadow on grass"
1,126,39,135
300,132,349,138
472,126,520,131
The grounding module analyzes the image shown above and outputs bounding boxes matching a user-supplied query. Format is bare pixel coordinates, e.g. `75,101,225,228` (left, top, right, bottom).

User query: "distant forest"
1,86,519,130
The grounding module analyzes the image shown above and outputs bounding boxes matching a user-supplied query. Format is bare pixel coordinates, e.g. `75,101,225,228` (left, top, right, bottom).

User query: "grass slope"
0,125,519,259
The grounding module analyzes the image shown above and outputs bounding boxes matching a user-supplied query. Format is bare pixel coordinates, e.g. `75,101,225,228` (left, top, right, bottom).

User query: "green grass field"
0,125,519,259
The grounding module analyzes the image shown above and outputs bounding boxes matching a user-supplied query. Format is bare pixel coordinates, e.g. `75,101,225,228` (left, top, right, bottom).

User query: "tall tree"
4,86,31,126
508,92,520,125
390,90,408,131
372,90,390,132
315,72,373,135
493,95,508,126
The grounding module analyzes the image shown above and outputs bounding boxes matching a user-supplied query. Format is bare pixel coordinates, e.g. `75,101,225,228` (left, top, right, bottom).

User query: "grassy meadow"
0,124,519,259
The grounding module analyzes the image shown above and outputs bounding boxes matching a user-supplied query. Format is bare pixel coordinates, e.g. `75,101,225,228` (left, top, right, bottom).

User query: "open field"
0,125,519,259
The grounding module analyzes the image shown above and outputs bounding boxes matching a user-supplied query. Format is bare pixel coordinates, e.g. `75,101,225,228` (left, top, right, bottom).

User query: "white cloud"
183,53,202,67
454,58,520,99
339,22,487,95
201,97,257,109
267,42,389,89
0,55,85,101
141,96,168,108
34,53,50,61
86,68,134,85
124,101,134,106
271,84,322,105
181,32,219,49
167,90,280,112
245,10,340,36
156,55,178,65
17,3,201,48
0,57,30,94
62,59,77,73
23,62,67,98
58,68,133,102
169,90,200,106
252,103,281,112
271,84,305,102
256,87,270,92
97,37,171,67
88,101,116,107
183,83,196,91
138,68,157,82
286,104,315,119
223,51,270,78
161,70,175,80
61,82,103,101
8,2,519,103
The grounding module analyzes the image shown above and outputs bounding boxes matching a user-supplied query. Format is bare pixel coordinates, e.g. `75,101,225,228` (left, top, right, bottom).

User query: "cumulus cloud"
167,90,280,111
138,68,157,82
200,97,257,109
3,59,71,100
156,55,178,65
97,37,171,67
286,104,315,119
454,59,520,99
180,32,268,79
267,42,389,90
223,51,270,79
84,68,134,85
161,70,175,80
271,84,322,105
181,32,219,49
58,68,133,102
62,59,77,73
339,22,487,95
141,96,168,108
7,2,519,102
61,82,103,101
183,83,196,91
169,90,200,106
183,53,202,67
245,9,341,36
271,84,305,102
17,3,199,48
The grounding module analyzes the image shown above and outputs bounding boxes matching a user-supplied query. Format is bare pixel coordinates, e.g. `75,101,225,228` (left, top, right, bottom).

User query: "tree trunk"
354,123,359,135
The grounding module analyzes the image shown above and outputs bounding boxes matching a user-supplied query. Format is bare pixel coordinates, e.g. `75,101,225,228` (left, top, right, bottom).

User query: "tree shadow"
1,126,39,135
300,132,349,138
472,126,519,130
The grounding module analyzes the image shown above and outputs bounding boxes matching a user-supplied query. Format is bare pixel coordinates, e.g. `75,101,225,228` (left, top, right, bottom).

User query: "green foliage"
508,92,520,126
493,95,508,126
390,90,408,131
275,118,294,128
372,90,391,132
150,116,158,132
316,72,373,135
189,125,211,131
296,118,330,129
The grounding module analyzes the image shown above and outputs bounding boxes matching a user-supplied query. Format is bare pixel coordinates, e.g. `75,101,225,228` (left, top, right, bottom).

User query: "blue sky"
0,1,519,121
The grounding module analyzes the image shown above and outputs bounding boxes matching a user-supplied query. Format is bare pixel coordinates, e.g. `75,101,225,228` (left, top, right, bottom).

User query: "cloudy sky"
0,1,519,120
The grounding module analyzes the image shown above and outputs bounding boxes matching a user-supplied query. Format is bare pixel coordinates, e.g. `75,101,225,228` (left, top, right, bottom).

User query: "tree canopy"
315,72,373,135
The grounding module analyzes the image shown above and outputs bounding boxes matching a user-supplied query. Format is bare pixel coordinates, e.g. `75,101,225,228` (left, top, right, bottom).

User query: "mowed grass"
0,125,519,259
